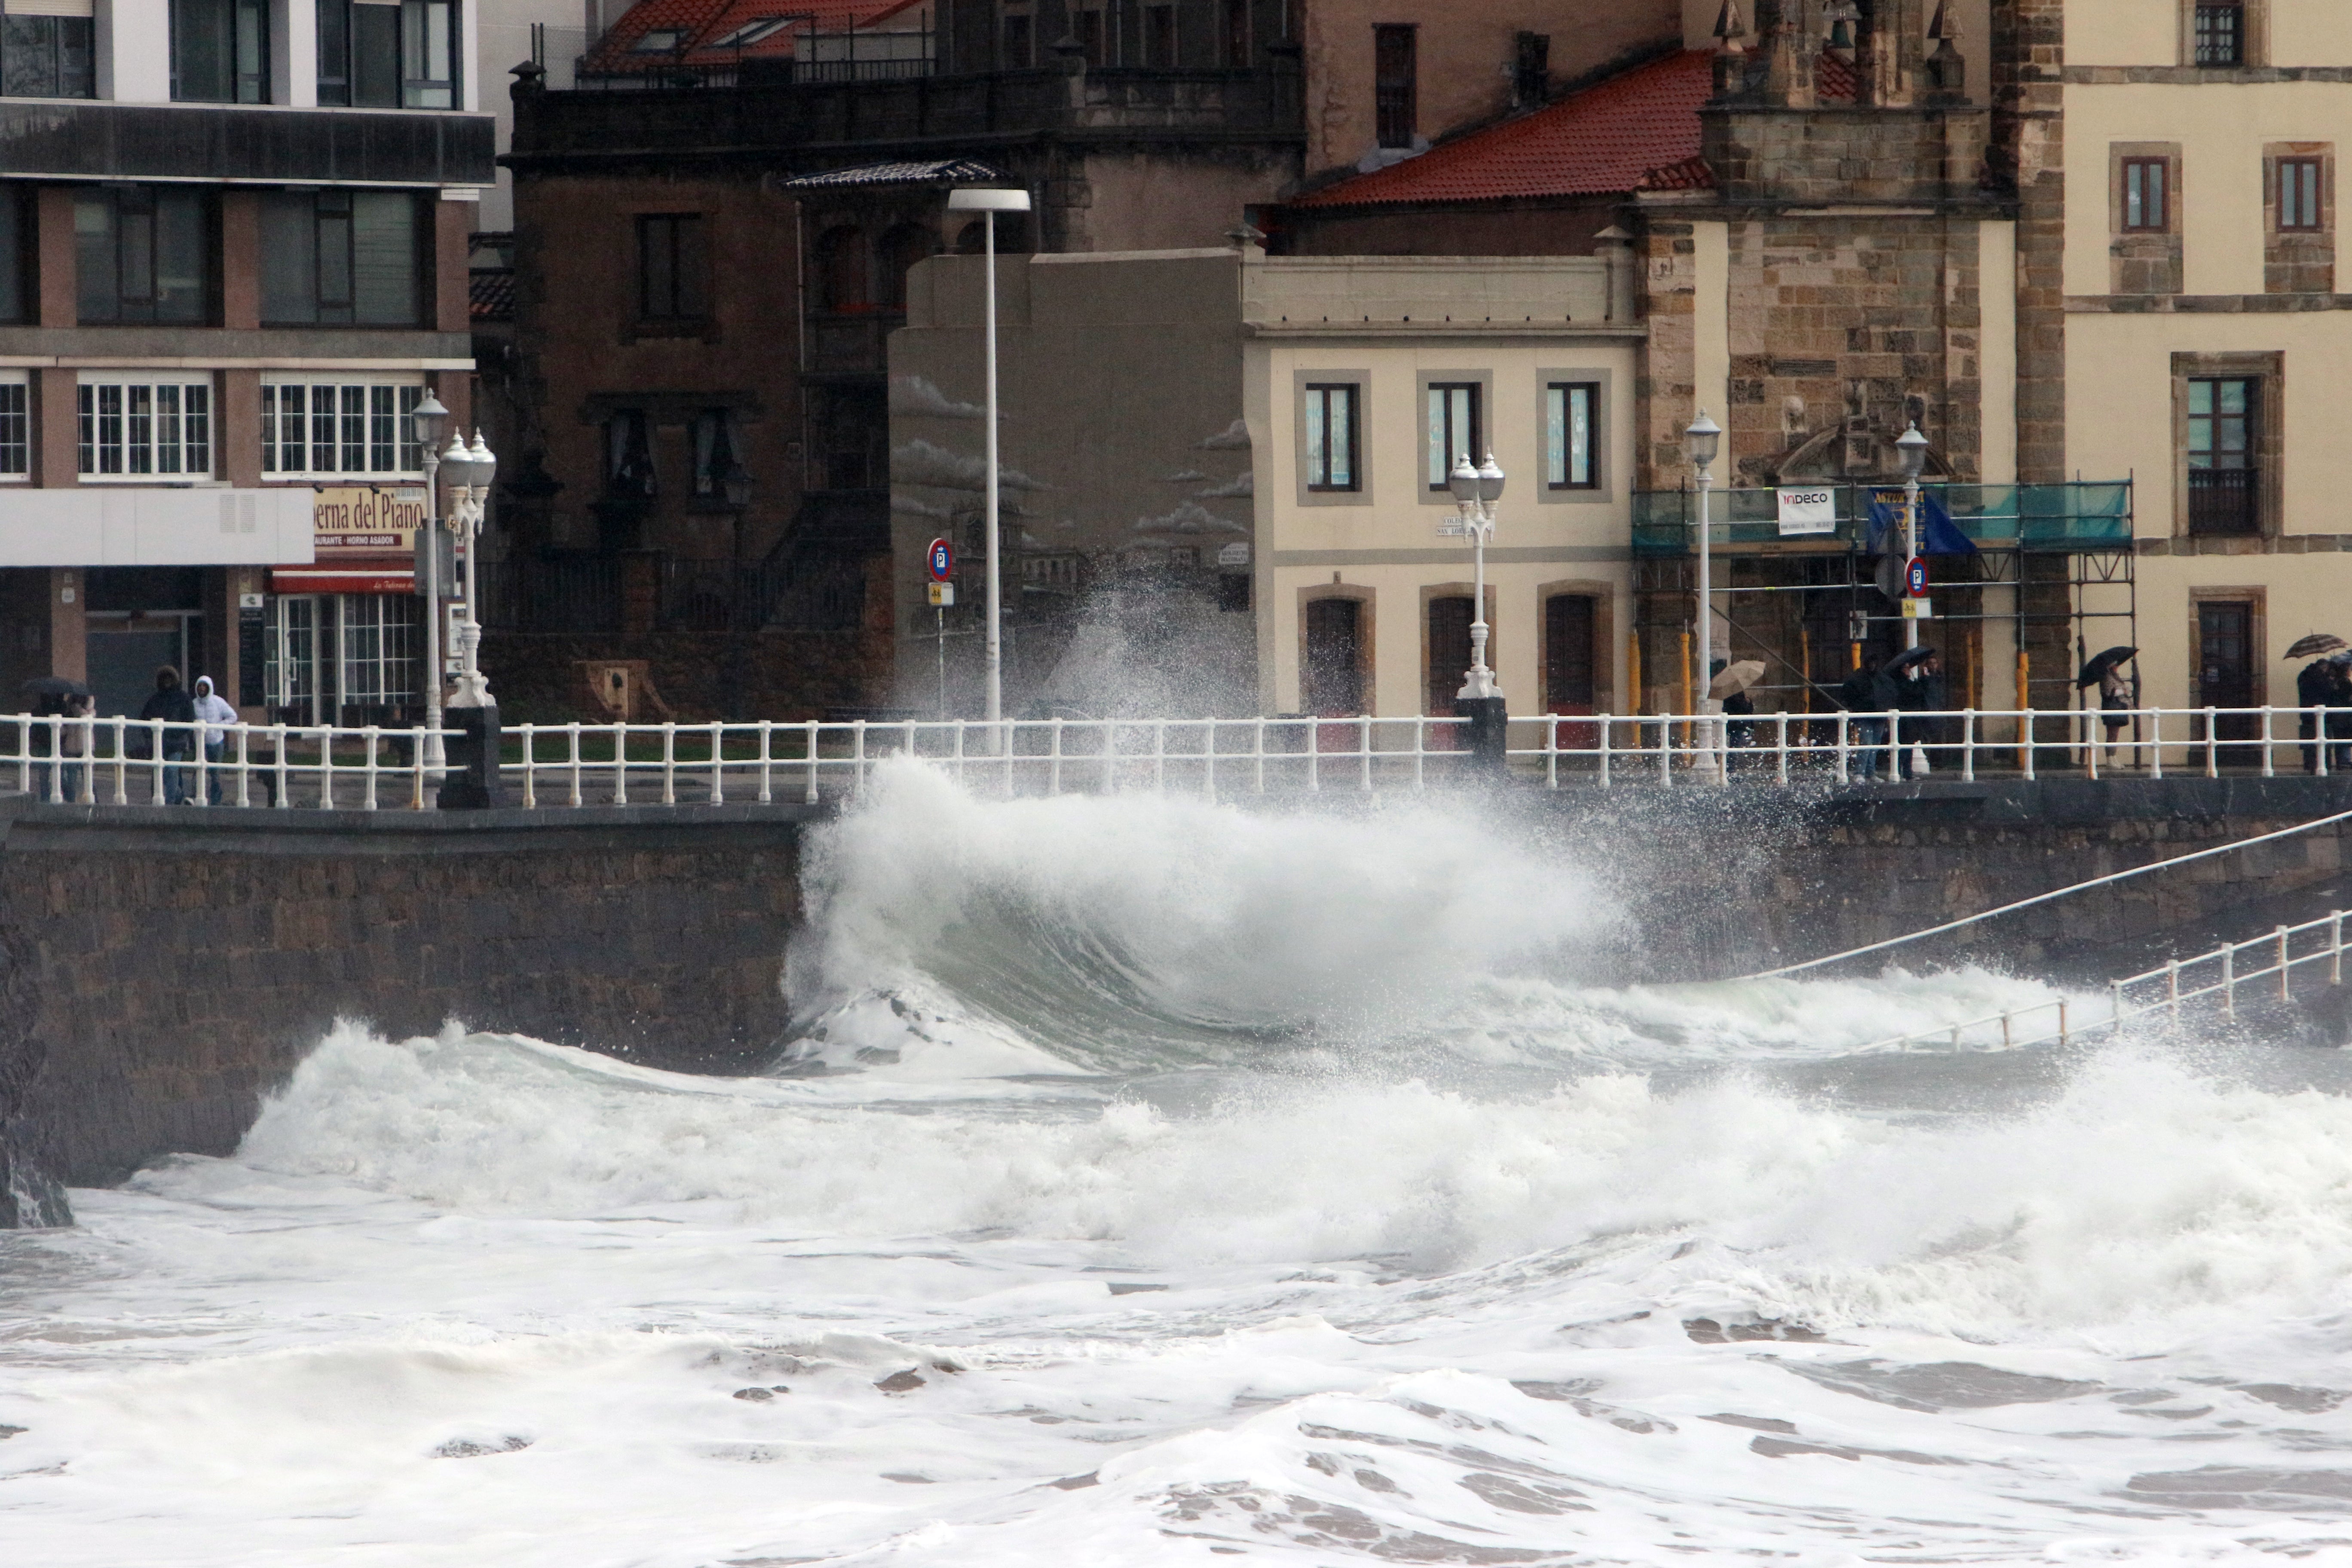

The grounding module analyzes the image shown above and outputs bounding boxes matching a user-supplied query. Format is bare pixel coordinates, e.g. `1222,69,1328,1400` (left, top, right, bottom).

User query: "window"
637,213,708,321
260,380,425,478
816,223,869,312
77,376,214,478
1513,31,1549,106
2194,3,2243,65
75,187,210,325
632,28,683,51
1375,24,1416,149
316,0,455,108
2124,158,2169,231
1545,382,1597,490
1425,381,1479,490
606,409,654,497
691,409,743,499
260,190,424,326
3,14,95,98
0,189,25,324
1001,8,1030,66
2187,377,2257,536
338,594,418,707
1224,0,1248,66
172,0,267,103
1075,6,1104,66
1304,383,1357,490
706,17,785,48
0,374,28,478
2280,156,2323,231
1143,4,1174,66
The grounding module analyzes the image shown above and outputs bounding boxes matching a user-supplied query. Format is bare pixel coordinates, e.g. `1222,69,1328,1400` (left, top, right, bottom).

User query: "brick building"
0,0,490,724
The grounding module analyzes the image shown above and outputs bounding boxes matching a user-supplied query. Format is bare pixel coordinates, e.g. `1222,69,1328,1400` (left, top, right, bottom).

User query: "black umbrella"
2076,646,2139,689
18,676,88,698
1880,644,1938,676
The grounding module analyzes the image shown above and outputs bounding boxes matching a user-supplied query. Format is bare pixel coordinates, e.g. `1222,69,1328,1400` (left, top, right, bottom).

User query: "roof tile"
1291,50,1715,209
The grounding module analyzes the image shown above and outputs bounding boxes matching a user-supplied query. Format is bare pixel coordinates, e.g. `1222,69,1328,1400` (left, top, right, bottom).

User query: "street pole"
946,187,1031,747
413,392,449,770
447,430,497,709
1686,411,1722,780
1897,422,1930,652
1446,453,1508,769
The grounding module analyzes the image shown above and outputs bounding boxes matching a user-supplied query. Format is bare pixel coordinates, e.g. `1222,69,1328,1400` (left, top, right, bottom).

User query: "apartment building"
2033,0,2352,735
0,0,491,721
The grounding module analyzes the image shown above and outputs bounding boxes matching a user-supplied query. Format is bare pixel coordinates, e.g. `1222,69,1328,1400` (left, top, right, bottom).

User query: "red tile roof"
1813,49,1859,102
585,0,920,73
1291,49,1715,209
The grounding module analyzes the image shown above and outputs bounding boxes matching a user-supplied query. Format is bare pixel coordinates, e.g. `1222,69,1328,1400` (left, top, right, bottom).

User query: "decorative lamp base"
1459,695,1509,773
436,704,507,809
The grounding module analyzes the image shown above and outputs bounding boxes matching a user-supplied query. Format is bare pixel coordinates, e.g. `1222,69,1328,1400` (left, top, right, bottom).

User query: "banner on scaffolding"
1775,487,1838,535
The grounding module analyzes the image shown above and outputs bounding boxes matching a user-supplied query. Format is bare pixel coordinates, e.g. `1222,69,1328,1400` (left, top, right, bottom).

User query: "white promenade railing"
6,704,2352,810
1854,907,2352,1056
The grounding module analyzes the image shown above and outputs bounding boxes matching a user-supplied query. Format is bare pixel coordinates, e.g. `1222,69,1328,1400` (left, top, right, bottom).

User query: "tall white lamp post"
1444,452,1508,768
1445,452,1505,698
411,391,449,767
1896,422,1930,650
1686,410,1722,779
442,429,499,709
945,184,1032,742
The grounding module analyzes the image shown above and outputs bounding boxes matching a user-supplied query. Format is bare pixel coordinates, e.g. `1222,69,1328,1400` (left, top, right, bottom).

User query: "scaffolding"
1629,480,2135,747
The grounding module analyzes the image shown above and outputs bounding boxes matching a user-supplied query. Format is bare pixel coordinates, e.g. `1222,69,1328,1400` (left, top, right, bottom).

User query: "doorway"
86,628,186,718
2195,595,2261,763
1303,596,1364,716
1544,591,1599,751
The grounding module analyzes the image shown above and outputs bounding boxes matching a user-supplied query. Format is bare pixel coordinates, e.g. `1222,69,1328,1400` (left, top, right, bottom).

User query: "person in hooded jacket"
192,675,237,804
138,666,197,804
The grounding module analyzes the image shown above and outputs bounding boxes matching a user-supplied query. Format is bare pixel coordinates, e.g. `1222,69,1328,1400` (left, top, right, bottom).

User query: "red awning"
271,566,414,595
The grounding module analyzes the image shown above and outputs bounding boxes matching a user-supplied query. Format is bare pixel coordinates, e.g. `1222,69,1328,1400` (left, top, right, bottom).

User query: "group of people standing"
1832,648,1948,780
31,667,239,805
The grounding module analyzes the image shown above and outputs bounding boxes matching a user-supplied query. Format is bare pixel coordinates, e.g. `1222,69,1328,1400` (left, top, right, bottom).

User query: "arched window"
878,223,934,312
817,224,870,313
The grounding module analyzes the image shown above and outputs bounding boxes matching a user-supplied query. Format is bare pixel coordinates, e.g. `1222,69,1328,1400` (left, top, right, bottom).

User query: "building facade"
2046,0,2352,735
0,0,490,723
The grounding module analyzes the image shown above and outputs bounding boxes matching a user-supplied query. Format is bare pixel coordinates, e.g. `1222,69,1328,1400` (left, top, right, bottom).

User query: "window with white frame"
337,593,418,706
1545,381,1598,489
260,380,425,478
0,372,26,479
77,374,212,478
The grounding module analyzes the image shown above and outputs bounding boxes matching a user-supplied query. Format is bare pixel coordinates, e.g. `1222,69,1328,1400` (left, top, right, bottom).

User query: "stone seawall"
0,802,815,1200
8,775,2352,1222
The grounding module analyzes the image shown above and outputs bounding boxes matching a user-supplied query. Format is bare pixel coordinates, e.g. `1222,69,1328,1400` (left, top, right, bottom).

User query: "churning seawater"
10,761,2352,1566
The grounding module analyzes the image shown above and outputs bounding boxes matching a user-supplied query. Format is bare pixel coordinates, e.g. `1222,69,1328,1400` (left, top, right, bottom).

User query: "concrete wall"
0,804,810,1192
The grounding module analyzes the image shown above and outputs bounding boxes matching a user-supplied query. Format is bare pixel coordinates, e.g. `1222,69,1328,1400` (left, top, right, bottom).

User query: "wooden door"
1304,597,1363,717
1544,593,1598,751
2198,599,2260,761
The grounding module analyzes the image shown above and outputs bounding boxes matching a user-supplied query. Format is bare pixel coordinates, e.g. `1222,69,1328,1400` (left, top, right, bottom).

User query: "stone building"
0,0,490,723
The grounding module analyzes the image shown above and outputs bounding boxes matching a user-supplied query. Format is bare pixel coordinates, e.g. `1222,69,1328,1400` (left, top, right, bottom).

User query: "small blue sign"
927,538,953,582
1905,557,1929,597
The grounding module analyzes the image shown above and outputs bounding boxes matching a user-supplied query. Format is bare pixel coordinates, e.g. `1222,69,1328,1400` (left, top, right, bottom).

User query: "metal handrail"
4,703,2352,810
1855,907,2352,1055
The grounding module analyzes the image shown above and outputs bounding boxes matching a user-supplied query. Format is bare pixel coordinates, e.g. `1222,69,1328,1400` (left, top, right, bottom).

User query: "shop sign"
313,486,426,552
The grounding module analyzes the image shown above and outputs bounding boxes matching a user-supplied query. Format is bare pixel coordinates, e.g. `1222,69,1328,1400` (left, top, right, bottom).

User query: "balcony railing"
659,555,866,633
2187,467,2259,536
1630,481,2135,554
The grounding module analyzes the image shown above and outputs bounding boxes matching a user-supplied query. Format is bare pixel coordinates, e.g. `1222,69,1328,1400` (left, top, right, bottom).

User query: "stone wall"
8,776,2352,1223
0,803,812,1196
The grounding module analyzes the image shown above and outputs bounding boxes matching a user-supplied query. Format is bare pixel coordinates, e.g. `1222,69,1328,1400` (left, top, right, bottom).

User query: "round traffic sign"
927,537,953,582
1905,557,1929,597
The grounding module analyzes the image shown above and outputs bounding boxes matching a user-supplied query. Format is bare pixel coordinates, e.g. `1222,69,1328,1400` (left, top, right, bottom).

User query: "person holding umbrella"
1710,658,1765,772
2076,646,2139,770
2288,634,2350,773
18,676,88,802
1882,644,1939,778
